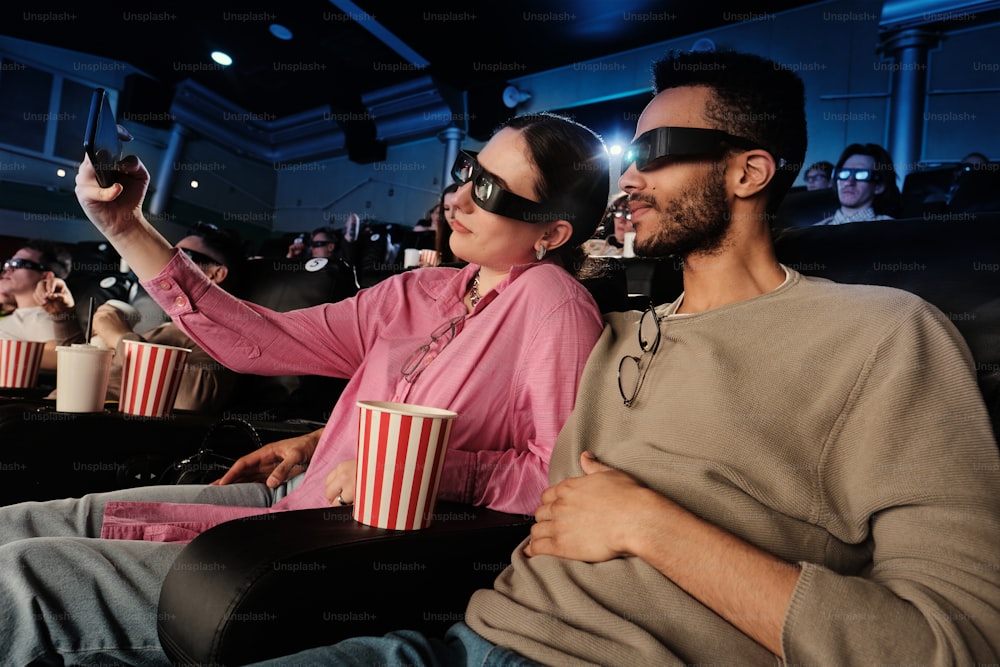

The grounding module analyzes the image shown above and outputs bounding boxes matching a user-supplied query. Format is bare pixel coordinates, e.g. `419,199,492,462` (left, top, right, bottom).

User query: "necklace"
469,270,482,308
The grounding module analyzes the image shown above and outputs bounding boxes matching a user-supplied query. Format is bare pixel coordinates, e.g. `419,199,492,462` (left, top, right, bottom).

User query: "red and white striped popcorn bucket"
354,400,458,530
0,339,45,388
118,339,190,417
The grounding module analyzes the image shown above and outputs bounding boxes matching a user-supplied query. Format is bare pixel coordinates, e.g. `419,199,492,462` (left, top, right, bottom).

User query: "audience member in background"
945,151,993,205
803,160,833,190
814,143,901,225
583,192,632,257
421,182,463,267
0,111,611,666
411,202,440,251
307,226,340,260
286,226,341,262
0,239,76,342
336,212,360,266
958,151,990,170
46,227,247,413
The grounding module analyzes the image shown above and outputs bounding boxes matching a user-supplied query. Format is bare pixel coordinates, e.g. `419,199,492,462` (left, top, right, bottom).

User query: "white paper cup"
623,231,637,258
119,339,190,417
55,344,114,413
0,339,45,388
403,248,421,268
354,400,458,530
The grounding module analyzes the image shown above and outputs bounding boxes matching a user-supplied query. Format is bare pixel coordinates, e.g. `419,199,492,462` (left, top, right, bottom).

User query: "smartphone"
83,87,123,188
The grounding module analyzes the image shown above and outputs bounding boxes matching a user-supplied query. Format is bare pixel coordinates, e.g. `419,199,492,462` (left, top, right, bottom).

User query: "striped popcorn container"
354,400,458,530
0,338,45,388
118,339,190,417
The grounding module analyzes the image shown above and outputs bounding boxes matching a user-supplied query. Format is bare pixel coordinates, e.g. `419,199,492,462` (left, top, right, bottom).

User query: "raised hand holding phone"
76,103,174,283
83,87,125,188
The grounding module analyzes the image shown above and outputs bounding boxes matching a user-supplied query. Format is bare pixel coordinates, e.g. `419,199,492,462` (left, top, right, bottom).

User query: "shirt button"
174,296,187,307
158,280,172,290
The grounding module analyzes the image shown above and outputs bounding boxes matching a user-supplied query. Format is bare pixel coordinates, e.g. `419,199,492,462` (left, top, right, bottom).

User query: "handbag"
158,418,263,485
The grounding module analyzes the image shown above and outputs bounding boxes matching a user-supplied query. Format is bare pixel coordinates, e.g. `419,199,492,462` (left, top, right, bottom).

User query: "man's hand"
90,303,133,349
324,458,358,506
212,427,322,488
525,451,649,562
33,277,75,316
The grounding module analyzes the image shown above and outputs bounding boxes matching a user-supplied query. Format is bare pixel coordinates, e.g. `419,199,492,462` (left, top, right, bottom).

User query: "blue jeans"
0,482,274,666
245,622,543,667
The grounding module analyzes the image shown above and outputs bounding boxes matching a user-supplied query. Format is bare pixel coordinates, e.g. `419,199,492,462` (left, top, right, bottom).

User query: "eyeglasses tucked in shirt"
401,316,465,383
2,257,48,273
835,168,881,182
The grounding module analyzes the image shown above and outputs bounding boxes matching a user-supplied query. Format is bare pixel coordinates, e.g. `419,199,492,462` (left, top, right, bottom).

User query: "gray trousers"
0,482,274,666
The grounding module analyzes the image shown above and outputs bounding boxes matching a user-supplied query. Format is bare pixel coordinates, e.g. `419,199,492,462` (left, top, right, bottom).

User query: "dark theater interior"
1,1,999,665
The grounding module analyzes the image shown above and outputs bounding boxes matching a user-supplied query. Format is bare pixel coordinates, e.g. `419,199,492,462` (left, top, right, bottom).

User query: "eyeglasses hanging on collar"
617,303,664,407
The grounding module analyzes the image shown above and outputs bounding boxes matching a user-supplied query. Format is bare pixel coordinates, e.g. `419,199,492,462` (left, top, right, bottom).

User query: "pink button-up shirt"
101,251,602,541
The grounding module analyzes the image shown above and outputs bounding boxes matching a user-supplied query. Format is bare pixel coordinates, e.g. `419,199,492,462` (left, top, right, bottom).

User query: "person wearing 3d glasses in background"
40,224,247,414
812,142,901,225
0,239,77,343
0,112,609,665
246,48,999,667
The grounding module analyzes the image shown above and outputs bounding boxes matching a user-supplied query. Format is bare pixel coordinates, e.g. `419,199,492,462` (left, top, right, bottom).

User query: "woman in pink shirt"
0,113,609,666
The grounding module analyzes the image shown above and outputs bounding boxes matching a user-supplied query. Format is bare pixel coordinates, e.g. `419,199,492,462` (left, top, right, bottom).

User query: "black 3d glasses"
181,248,223,266
835,168,881,182
2,257,48,272
621,126,774,174
451,150,563,223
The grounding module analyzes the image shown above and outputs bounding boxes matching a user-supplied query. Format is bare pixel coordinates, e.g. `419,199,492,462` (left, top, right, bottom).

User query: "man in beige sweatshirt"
251,49,1000,667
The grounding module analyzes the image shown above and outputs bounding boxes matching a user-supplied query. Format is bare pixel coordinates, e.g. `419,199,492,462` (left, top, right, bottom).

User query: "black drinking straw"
85,297,95,343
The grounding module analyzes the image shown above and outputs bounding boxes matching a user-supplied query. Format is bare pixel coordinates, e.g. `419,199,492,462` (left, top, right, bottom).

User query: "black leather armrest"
0,400,221,504
157,502,533,666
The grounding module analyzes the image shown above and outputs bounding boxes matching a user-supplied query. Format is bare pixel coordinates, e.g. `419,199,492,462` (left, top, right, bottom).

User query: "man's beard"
633,164,732,259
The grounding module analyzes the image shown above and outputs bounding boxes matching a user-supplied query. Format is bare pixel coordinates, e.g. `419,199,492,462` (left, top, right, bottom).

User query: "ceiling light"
269,24,293,40
211,51,233,67
502,85,532,109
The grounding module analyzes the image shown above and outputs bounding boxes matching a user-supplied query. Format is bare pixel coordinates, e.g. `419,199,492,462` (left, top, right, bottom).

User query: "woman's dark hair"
500,112,610,275
435,182,460,264
833,143,902,216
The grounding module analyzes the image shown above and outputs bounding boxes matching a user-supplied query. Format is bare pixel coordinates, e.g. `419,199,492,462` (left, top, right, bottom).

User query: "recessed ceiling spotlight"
269,24,293,40
211,51,233,67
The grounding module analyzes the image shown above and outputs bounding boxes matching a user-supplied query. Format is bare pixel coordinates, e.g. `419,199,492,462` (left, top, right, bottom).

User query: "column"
149,123,192,218
437,125,465,189
878,28,941,181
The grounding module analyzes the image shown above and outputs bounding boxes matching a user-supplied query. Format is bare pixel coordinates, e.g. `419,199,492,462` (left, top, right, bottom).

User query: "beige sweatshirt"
466,268,1000,666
